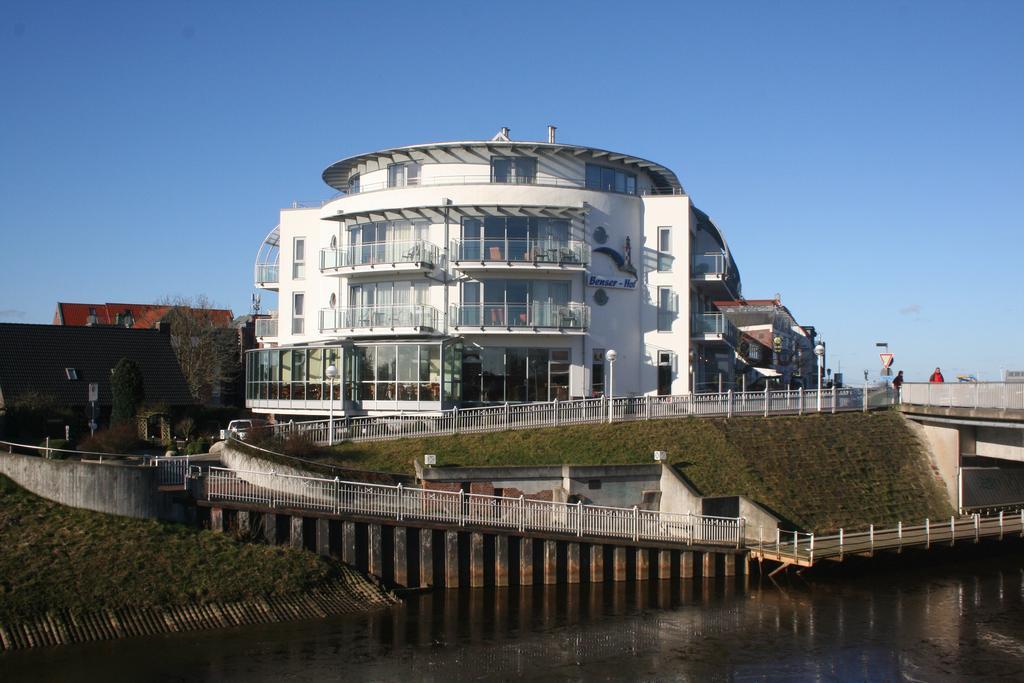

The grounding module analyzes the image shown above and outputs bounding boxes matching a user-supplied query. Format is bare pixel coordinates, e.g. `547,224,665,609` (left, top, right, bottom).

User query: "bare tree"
158,295,239,404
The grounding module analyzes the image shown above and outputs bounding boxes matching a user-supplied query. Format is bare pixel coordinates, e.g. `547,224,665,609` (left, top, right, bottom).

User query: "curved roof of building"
321,140,684,194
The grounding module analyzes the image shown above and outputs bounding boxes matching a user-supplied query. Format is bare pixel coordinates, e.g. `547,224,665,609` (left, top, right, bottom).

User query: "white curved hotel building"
247,127,744,417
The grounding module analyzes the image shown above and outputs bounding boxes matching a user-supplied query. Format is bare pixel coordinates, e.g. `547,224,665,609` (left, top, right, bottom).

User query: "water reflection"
5,554,1024,681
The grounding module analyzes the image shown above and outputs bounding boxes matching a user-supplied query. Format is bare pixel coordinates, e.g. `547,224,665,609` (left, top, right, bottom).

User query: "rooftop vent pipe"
548,125,557,144
501,127,510,138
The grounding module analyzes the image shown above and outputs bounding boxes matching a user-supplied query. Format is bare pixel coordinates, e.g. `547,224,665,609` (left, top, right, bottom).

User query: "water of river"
6,546,1024,682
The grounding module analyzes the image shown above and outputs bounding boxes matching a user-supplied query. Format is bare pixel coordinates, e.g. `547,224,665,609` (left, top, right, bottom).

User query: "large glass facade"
462,347,571,404
353,343,441,402
247,346,342,402
458,278,571,327
458,216,571,262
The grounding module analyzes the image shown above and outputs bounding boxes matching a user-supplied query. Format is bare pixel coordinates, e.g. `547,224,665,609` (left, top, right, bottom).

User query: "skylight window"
65,368,78,380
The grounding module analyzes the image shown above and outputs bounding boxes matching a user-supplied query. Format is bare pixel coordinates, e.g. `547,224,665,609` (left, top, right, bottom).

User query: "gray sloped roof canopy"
321,140,684,194
0,323,194,409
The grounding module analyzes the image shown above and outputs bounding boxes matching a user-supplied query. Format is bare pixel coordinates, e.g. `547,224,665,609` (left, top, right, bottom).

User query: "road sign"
88,383,99,402
880,353,894,369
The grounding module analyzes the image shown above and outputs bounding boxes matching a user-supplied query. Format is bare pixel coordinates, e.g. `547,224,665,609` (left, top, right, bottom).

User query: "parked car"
221,418,268,441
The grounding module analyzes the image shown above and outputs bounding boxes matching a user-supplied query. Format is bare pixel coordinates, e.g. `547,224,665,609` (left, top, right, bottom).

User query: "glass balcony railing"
254,263,279,284
320,240,439,271
319,305,440,332
255,317,278,337
692,253,726,277
692,312,739,345
451,239,588,266
450,302,590,330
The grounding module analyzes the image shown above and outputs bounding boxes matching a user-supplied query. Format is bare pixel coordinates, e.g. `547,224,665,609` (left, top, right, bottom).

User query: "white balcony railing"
450,302,590,330
320,305,440,332
320,240,439,271
450,239,589,266
255,317,278,337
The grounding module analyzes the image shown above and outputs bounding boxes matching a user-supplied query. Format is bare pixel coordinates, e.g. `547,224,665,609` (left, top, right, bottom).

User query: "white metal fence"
152,455,191,486
270,387,868,445
751,511,1024,565
901,382,1024,411
206,466,745,547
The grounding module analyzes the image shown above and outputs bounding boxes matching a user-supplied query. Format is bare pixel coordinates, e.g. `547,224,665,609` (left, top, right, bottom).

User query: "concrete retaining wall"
0,453,175,520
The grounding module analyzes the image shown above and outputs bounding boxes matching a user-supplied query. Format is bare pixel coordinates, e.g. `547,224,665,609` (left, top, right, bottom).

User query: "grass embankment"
0,475,366,624
306,410,950,533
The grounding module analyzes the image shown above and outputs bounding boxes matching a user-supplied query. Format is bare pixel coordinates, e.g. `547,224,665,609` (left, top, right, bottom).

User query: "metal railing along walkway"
901,382,1024,412
750,511,1024,566
205,466,745,548
271,387,871,445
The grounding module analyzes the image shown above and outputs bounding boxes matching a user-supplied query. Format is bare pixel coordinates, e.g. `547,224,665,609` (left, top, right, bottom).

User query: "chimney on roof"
501,127,510,139
154,321,170,334
547,125,557,144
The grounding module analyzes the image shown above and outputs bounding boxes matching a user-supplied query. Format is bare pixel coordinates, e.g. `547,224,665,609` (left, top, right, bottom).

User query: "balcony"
691,252,739,299
691,312,739,346
255,316,278,339
254,264,279,288
450,302,589,333
320,240,439,276
319,304,440,336
450,239,589,272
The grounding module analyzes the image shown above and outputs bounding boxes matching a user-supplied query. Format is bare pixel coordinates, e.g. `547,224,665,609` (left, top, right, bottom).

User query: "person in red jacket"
929,367,945,383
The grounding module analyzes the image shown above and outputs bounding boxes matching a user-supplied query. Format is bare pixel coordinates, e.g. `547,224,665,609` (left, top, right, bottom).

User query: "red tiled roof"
54,303,234,329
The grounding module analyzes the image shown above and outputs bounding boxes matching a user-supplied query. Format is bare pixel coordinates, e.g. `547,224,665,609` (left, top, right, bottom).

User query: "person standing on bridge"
892,370,904,402
929,367,945,383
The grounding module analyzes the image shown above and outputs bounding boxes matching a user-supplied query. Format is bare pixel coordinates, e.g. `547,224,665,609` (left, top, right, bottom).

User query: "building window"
658,351,673,396
657,227,672,271
591,348,605,397
490,156,537,184
459,216,570,262
292,237,305,279
348,173,360,193
458,278,571,327
462,346,571,404
65,368,78,380
657,287,677,332
292,292,305,334
387,162,420,188
585,163,637,194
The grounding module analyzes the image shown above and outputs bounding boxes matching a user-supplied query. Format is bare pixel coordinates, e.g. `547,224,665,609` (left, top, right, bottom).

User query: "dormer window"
491,156,536,184
387,163,420,188
65,368,78,380
86,307,98,326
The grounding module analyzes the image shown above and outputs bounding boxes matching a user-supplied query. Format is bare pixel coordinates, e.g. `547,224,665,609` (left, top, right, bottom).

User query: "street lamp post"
606,349,617,423
326,364,338,446
814,344,825,412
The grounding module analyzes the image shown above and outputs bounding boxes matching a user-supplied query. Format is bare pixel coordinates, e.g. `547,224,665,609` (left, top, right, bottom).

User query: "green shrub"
110,358,145,424
184,438,211,455
38,438,72,459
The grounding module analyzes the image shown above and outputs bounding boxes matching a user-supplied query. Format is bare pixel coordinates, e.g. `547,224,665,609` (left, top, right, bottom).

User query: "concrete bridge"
900,382,1024,512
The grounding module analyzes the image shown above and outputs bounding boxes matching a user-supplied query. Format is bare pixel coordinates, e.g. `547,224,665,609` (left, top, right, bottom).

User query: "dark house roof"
0,323,194,410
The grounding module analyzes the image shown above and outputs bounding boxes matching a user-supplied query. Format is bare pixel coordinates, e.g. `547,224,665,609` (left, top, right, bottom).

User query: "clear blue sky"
2,1,1021,382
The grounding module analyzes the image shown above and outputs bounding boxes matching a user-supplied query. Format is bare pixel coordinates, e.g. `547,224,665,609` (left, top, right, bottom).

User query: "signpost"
880,353,894,377
88,383,99,437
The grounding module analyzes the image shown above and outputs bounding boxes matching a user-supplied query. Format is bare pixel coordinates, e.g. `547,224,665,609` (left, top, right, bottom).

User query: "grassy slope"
0,475,341,623
314,411,951,533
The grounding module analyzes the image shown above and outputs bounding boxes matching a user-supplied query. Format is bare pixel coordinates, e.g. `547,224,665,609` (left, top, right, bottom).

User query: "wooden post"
519,537,534,586
209,507,224,533
702,552,716,578
316,518,331,557
237,510,250,535
445,530,459,588
723,553,736,577
635,547,649,580
589,544,604,583
289,516,303,549
495,535,509,587
566,543,581,584
393,526,408,587
657,549,672,580
680,550,695,579
543,540,557,585
470,532,484,588
263,512,277,545
613,547,627,582
419,529,434,587
368,524,383,578
342,521,356,565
